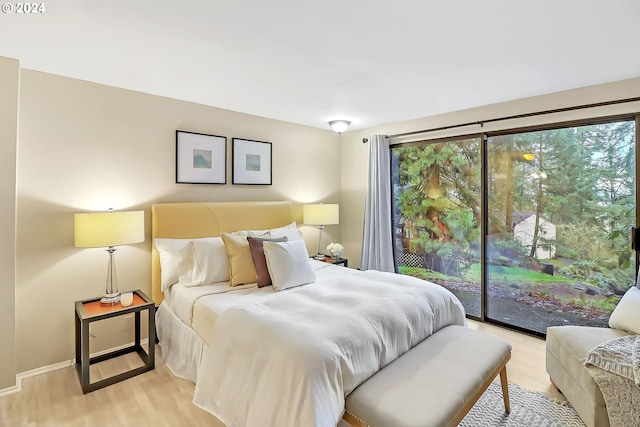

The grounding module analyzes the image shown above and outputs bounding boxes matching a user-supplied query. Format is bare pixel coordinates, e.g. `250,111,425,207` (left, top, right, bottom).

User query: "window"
392,117,637,335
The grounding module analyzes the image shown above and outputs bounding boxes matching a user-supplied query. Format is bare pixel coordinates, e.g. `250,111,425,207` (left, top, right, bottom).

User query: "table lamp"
74,209,145,305
303,204,339,260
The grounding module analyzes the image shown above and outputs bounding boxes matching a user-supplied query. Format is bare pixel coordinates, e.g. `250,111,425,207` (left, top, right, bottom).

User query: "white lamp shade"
74,210,145,248
329,120,350,133
303,204,339,225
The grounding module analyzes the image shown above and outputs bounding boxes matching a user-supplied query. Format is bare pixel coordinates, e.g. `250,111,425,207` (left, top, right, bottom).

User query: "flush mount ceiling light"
328,120,351,133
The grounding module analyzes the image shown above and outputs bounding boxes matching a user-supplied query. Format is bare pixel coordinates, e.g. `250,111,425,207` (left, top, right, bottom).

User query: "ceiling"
1,0,639,131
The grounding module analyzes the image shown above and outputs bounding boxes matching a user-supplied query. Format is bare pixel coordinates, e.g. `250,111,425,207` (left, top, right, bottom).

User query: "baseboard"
0,383,21,398
0,338,150,397
0,359,70,398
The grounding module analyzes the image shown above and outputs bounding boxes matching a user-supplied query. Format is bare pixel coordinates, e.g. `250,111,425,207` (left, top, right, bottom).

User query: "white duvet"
192,268,466,427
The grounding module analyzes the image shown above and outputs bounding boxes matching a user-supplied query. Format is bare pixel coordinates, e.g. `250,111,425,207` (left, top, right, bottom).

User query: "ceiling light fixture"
328,120,351,133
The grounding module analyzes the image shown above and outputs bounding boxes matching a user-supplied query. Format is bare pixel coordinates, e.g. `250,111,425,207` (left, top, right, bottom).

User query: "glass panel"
392,137,482,317
486,121,636,334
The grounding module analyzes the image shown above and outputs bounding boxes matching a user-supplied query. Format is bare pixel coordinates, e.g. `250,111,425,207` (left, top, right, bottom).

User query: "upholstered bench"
342,325,512,427
546,325,631,427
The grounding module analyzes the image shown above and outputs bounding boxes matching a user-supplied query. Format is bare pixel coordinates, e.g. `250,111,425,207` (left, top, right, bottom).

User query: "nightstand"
74,289,155,393
319,255,348,267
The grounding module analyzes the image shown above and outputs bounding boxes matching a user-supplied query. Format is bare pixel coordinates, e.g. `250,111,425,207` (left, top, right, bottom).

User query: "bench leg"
499,366,510,414
343,411,368,427
550,377,562,394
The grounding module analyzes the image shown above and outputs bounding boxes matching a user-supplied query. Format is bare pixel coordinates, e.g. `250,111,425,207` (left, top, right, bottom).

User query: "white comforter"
193,269,466,427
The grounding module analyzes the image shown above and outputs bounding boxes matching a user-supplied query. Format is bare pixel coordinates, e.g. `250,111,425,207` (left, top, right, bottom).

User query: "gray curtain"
361,135,395,272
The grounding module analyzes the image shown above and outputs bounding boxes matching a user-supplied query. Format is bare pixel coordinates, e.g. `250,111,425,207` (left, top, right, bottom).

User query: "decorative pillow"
154,237,219,291
221,233,258,286
177,238,229,287
247,236,288,288
263,240,317,291
609,286,640,334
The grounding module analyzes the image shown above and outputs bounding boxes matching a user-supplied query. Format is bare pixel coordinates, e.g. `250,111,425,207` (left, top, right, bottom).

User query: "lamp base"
100,293,121,306
313,253,327,260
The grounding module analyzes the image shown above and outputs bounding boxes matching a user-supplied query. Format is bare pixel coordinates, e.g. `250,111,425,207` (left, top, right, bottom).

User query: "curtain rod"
361,96,640,143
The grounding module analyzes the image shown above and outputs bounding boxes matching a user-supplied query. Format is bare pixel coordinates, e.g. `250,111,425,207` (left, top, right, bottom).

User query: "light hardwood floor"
467,320,564,401
0,320,563,427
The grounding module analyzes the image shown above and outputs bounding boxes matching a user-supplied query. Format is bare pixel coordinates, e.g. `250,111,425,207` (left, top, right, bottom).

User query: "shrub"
558,260,598,280
487,238,530,268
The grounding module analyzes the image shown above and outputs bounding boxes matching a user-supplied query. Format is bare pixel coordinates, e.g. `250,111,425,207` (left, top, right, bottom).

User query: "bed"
152,201,466,427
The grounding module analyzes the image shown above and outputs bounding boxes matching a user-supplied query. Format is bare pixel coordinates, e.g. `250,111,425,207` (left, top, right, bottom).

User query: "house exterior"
513,213,556,259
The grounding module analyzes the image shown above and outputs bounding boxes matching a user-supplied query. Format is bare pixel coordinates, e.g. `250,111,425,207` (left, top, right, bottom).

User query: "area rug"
459,382,586,426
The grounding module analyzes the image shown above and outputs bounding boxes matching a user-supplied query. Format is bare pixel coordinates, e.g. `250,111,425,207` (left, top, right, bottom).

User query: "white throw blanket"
584,334,640,427
193,269,466,427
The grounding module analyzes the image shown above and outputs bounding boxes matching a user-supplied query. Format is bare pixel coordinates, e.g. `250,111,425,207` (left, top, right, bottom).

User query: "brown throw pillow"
247,236,288,287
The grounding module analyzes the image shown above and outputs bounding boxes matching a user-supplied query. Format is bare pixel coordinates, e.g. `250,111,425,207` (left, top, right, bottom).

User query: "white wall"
341,77,640,269
13,65,341,373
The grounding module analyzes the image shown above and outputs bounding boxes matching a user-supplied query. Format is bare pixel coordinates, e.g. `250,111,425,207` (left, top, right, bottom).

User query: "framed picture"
232,138,272,185
176,130,227,184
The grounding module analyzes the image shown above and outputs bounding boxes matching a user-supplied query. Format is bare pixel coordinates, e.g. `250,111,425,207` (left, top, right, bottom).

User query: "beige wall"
341,77,640,269
0,57,19,389
14,67,341,373
5,53,640,383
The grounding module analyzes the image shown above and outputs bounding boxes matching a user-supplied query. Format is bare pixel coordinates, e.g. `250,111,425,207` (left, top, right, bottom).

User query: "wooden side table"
74,289,155,393
319,255,348,267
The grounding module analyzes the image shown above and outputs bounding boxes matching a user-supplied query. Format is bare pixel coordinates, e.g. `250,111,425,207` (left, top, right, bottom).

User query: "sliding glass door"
391,137,482,317
392,117,637,335
486,121,636,333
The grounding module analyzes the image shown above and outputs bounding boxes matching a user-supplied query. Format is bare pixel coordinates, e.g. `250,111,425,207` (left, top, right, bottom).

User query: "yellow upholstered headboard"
151,201,299,305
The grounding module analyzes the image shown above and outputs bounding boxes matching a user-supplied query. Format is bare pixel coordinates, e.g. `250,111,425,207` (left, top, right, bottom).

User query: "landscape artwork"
232,138,272,185
193,149,212,169
245,154,261,171
176,130,226,184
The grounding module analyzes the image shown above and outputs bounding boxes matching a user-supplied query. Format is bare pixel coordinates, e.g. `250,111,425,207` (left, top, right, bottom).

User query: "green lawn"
399,263,621,316
401,263,578,285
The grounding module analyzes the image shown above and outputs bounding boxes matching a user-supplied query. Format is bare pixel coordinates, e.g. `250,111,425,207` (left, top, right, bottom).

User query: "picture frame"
176,130,227,184
232,138,272,185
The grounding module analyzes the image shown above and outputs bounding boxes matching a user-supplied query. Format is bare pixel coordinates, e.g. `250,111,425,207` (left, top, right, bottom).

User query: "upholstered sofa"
546,326,631,427
546,284,640,427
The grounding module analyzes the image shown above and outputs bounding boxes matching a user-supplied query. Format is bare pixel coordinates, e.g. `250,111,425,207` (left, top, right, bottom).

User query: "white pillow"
231,222,299,239
154,237,219,291
230,229,270,237
268,221,297,233
270,228,302,241
609,286,640,334
269,222,302,241
177,238,229,287
263,239,316,291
